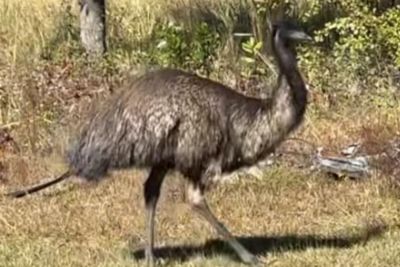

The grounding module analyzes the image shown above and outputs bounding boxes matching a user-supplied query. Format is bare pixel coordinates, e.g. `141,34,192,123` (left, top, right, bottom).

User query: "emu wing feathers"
67,69,228,180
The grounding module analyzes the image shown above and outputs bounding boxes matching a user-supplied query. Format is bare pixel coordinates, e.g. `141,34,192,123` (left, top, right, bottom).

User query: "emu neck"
233,35,308,165
270,34,308,133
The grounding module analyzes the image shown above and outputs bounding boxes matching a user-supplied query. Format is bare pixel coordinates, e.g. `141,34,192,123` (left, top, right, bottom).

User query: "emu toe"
240,251,260,266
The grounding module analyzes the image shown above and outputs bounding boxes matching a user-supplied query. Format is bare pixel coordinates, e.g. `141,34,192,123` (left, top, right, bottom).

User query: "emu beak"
287,30,313,42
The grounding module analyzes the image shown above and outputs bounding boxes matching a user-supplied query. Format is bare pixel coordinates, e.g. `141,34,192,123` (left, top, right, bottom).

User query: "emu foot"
145,249,155,267
239,251,260,266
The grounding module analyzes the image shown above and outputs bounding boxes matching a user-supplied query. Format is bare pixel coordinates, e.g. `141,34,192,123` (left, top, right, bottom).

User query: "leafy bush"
40,1,83,62
148,21,221,74
315,4,380,73
299,2,400,93
240,37,264,78
378,7,400,67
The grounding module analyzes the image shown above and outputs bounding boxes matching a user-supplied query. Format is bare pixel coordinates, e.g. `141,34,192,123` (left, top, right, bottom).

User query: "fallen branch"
313,154,370,179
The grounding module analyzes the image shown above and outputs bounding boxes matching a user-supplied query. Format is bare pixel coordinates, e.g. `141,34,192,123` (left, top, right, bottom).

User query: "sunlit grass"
0,1,399,266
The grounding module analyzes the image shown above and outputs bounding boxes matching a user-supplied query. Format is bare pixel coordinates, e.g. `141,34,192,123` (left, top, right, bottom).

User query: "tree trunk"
79,0,106,57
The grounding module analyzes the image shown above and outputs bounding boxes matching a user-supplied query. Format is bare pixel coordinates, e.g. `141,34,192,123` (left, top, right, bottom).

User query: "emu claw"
240,252,260,266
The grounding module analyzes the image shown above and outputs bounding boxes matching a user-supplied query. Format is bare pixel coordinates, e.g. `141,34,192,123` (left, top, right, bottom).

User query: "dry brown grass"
0,0,242,66
1,165,399,267
1,1,400,266
1,101,400,267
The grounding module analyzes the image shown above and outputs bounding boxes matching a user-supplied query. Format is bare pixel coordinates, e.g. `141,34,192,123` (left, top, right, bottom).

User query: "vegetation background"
0,0,399,266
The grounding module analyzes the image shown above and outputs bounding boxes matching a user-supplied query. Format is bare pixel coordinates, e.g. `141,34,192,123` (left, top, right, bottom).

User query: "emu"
7,21,312,266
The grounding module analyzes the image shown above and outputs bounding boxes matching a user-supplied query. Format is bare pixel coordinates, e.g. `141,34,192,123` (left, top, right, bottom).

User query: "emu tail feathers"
6,171,72,198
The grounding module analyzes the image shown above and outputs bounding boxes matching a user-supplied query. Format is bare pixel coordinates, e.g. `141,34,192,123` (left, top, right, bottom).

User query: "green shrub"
148,21,221,74
299,2,400,94
40,1,83,62
378,7,400,67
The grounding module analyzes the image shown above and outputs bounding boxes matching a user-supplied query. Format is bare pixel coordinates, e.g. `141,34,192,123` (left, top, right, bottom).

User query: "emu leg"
187,184,259,265
143,166,168,267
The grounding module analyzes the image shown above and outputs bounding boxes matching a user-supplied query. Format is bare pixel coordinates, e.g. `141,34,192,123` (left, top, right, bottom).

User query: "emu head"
270,20,313,66
272,21,312,44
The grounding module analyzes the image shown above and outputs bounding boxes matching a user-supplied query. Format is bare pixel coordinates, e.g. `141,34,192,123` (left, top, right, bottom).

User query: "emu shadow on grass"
130,225,386,264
